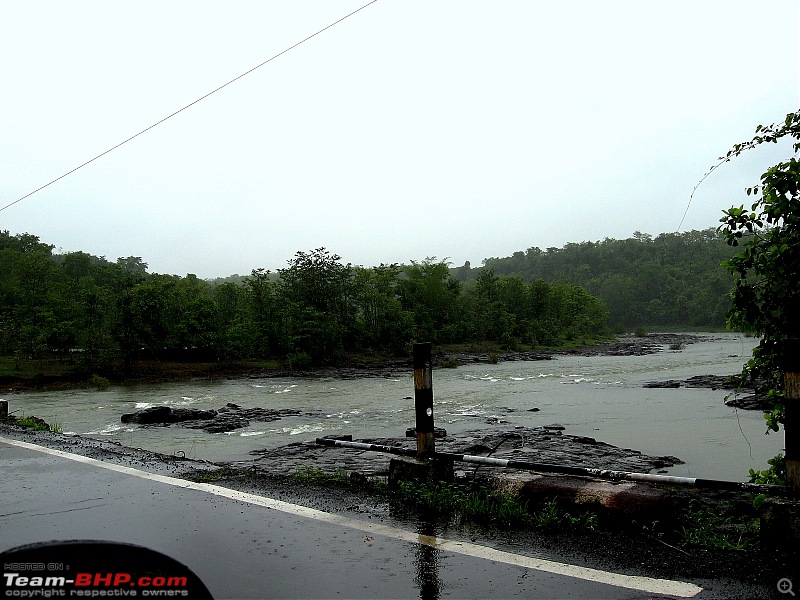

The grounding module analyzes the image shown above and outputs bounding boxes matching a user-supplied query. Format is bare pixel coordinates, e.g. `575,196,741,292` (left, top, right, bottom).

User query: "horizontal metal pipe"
314,437,784,494
315,438,417,458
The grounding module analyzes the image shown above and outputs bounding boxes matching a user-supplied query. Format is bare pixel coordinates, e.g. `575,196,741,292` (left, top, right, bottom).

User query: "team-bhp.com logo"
1,542,212,600
4,571,189,596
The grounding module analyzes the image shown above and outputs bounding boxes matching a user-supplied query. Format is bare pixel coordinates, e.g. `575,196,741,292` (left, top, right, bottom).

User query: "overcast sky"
1,1,798,278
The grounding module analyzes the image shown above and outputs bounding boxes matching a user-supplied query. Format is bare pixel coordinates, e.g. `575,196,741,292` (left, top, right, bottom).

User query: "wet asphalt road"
0,432,782,599
0,423,797,599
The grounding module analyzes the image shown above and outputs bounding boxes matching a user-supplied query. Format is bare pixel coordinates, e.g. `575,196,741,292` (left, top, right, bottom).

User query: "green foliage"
14,415,61,433
748,454,786,486
193,471,227,482
0,231,609,375
286,351,313,371
291,466,349,484
465,229,736,329
679,502,759,551
399,258,464,343
458,270,609,349
395,481,597,531
90,374,110,390
718,110,800,438
532,498,598,531
15,416,49,431
749,454,786,509
276,248,356,363
397,480,533,528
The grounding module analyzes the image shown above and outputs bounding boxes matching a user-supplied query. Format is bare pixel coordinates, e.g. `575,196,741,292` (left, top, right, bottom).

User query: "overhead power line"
0,0,380,214
676,158,726,232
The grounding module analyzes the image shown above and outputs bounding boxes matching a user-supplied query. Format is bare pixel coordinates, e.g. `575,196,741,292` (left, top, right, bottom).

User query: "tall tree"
398,259,463,343
352,264,413,352
243,268,274,357
719,110,800,435
277,248,355,363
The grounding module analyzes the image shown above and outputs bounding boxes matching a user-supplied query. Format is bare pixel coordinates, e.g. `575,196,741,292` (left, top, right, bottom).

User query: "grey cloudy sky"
1,1,798,278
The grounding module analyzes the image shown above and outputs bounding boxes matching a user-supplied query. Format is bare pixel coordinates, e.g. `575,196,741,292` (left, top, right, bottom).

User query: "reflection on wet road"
1,436,707,599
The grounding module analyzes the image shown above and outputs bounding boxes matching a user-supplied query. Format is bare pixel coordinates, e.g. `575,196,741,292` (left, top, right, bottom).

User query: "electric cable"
0,0,380,214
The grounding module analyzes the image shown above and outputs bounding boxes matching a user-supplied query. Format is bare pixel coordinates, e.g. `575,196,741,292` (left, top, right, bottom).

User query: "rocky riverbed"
243,426,684,478
117,401,685,478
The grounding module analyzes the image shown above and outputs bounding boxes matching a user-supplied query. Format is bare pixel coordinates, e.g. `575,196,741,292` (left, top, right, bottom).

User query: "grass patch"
394,481,758,550
291,466,350,485
395,480,597,532
679,502,759,551
193,470,232,482
14,415,62,434
532,498,599,530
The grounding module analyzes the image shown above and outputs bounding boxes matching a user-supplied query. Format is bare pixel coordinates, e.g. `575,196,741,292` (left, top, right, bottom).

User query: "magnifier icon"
778,578,795,596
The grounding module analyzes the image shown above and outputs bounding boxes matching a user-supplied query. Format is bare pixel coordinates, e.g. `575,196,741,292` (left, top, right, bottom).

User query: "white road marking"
1,436,702,597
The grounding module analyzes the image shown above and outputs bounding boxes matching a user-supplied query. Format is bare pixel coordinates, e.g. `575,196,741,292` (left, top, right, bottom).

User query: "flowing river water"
4,333,785,482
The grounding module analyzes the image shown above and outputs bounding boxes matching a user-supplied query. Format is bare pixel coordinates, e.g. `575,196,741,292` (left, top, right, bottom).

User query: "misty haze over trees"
455,228,734,330
0,228,734,379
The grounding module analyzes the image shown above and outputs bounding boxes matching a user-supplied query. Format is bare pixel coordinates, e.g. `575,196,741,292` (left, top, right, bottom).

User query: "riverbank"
0,420,796,595
0,333,702,392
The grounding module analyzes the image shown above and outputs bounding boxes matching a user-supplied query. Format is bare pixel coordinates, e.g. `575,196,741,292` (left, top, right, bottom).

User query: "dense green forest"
454,228,736,329
0,231,609,378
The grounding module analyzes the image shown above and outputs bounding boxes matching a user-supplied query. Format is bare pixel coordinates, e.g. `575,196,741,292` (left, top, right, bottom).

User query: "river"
3,333,785,482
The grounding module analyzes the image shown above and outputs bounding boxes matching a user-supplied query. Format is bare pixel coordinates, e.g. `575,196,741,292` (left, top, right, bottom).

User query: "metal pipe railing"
314,437,785,494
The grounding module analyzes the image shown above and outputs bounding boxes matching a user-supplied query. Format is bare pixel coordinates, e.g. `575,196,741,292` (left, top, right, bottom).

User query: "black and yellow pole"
413,342,435,459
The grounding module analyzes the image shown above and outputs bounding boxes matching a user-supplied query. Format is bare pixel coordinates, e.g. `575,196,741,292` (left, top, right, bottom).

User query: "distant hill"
451,228,735,329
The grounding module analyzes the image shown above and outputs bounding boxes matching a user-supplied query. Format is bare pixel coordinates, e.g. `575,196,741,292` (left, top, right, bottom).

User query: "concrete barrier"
507,474,671,520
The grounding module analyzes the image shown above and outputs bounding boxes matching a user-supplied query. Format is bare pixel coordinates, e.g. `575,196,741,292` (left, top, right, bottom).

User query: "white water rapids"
3,333,785,482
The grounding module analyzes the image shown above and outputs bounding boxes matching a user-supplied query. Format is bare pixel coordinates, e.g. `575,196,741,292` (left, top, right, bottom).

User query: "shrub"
91,374,110,390
287,351,313,371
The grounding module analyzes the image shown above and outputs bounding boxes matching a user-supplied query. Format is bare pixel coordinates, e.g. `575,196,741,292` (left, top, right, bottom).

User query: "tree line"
0,232,609,376
457,228,736,329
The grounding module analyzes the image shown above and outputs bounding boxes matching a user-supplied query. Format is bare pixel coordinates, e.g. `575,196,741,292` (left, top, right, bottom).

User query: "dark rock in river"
541,423,566,431
644,380,682,388
121,406,217,425
644,374,739,390
684,375,739,389
641,374,773,411
724,393,774,411
121,402,310,433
